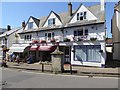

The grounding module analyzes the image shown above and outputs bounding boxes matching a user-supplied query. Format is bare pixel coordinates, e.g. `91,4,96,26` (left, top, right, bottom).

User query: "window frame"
74,45,101,63
77,11,87,21
48,18,55,26
28,22,33,29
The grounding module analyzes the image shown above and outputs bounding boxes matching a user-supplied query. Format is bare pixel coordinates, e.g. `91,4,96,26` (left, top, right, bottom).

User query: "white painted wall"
112,7,120,60
24,18,38,30
64,24,105,41
69,5,97,24
43,12,62,27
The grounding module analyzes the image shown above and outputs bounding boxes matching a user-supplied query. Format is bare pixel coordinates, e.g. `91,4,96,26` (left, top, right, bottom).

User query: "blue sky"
1,2,118,37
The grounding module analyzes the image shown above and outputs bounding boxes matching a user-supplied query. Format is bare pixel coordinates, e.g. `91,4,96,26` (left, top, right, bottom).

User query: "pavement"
3,61,120,77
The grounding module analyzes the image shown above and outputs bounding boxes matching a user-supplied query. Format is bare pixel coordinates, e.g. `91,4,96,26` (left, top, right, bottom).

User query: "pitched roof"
40,4,105,28
0,28,7,34
0,27,22,38
42,11,63,27
20,3,105,34
24,16,40,29
32,16,40,27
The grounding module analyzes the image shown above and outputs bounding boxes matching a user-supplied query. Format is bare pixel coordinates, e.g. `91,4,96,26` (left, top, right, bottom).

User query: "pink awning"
30,46,39,51
38,46,56,52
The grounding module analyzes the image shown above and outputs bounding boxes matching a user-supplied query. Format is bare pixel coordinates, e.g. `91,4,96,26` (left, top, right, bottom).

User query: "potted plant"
78,37,83,41
90,37,97,41
63,38,71,42
33,40,38,43
40,40,46,43
51,38,56,43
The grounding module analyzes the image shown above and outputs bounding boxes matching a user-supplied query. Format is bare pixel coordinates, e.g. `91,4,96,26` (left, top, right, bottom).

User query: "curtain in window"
74,45,101,63
87,46,101,62
75,46,86,62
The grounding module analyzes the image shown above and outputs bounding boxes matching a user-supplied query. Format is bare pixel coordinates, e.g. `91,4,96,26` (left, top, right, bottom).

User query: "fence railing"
13,35,105,44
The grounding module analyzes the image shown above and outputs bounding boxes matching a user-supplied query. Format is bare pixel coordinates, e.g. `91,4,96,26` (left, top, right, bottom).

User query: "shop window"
74,45,101,62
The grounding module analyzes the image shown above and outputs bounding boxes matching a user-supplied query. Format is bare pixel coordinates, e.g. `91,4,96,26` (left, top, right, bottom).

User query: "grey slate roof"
0,28,7,34
20,3,105,34
0,27,22,38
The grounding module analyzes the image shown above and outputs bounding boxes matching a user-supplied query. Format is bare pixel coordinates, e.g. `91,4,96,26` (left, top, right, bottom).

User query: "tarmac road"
1,68,119,88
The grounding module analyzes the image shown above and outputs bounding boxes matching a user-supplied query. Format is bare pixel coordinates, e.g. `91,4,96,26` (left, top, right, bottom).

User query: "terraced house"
112,1,120,61
10,1,106,67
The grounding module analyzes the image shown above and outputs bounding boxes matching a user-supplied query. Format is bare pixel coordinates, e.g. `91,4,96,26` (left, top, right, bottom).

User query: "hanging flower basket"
51,38,56,43
90,37,97,41
33,40,39,43
63,38,71,42
40,40,46,43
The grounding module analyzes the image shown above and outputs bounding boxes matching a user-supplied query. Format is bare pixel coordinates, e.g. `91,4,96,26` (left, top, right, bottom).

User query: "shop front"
38,45,56,62
9,44,30,62
29,45,39,63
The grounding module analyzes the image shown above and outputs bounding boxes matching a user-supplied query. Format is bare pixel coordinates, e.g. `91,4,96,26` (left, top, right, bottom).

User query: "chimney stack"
100,0,105,11
7,25,11,31
22,21,26,29
68,2,72,17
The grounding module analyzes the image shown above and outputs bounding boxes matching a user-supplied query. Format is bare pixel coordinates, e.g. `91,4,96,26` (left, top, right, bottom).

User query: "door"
64,46,71,64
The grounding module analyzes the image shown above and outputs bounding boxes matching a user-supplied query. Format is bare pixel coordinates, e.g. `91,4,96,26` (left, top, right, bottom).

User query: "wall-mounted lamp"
99,50,103,53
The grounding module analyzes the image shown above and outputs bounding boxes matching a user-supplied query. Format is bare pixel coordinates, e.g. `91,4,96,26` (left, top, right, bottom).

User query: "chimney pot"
22,21,26,29
7,25,11,31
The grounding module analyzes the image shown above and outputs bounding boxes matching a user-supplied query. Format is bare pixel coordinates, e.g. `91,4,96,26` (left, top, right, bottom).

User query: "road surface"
1,68,119,88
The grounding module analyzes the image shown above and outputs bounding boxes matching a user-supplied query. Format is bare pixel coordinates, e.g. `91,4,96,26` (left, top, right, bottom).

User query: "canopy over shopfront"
9,44,30,53
38,46,56,52
30,45,39,51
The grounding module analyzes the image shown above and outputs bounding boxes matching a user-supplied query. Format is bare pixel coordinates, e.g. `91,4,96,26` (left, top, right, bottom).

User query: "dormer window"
28,22,33,29
77,11,87,20
48,18,55,26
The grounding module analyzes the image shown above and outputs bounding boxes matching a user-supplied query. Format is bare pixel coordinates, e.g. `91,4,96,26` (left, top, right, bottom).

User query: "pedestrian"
12,54,16,62
16,55,20,64
1,59,8,67
27,55,32,64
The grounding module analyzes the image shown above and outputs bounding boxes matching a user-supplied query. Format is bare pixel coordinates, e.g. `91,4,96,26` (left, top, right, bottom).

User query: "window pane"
25,35,26,40
48,18,55,26
27,35,29,40
80,12,83,16
48,33,51,37
53,18,55,24
48,19,51,25
45,33,47,36
30,35,31,40
77,13,79,20
85,29,88,35
80,16,83,20
74,31,77,36
78,30,83,36
52,32,54,37
28,22,33,29
74,46,87,62
84,12,87,19
87,45,101,62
